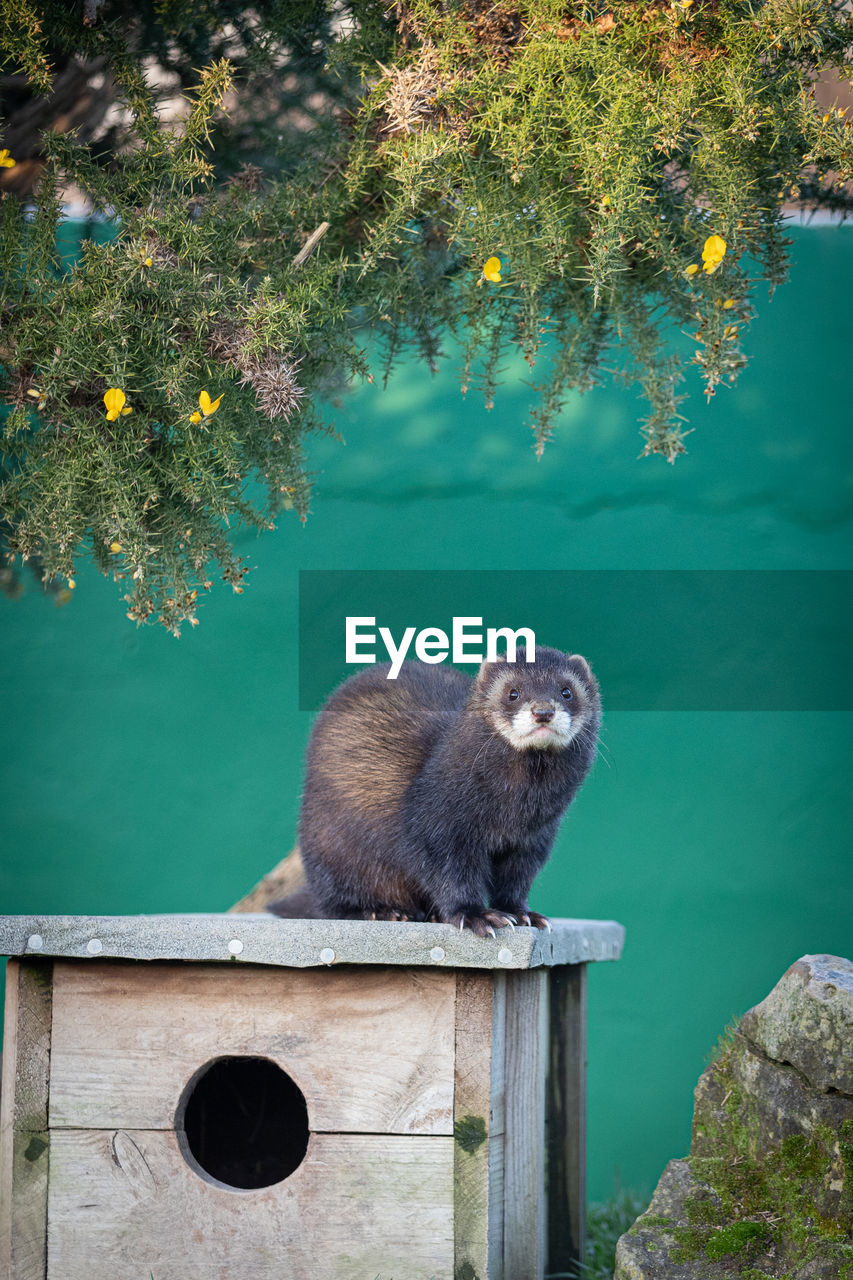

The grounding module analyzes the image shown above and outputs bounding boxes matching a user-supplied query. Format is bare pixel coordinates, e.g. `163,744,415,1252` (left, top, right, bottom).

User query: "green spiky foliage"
352,0,852,456
1,0,851,631
0,51,365,632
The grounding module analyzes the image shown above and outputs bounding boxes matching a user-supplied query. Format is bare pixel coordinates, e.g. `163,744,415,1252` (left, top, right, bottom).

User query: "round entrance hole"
176,1056,309,1190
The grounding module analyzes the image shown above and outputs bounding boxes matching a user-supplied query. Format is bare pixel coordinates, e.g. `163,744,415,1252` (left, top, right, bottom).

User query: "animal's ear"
475,653,507,684
568,653,593,681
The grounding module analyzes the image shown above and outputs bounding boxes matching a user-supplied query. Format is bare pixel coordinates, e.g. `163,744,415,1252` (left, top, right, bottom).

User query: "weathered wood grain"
3,960,52,1132
0,960,20,1268
47,1128,454,1280
503,968,547,1280
547,964,587,1274
488,969,507,1280
453,972,500,1280
49,962,455,1136
5,1131,50,1280
0,959,53,1280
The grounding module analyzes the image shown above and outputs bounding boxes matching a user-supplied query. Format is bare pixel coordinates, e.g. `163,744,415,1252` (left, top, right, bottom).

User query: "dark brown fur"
270,647,601,935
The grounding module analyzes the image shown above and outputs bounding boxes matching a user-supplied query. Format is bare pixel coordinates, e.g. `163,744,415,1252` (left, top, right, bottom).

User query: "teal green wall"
1,225,851,1201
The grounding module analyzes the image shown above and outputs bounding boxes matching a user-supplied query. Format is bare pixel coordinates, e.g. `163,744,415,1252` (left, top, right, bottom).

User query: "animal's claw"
446,909,514,937
493,907,551,930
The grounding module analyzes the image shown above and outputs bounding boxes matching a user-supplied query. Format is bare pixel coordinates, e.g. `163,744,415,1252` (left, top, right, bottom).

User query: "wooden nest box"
0,913,624,1280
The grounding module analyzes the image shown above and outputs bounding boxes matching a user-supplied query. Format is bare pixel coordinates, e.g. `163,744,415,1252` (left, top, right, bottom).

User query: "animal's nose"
532,704,554,723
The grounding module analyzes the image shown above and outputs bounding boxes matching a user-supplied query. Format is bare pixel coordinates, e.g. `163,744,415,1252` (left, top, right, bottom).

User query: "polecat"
272,647,601,936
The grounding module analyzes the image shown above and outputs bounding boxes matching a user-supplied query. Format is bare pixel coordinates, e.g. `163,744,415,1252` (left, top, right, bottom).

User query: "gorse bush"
1,0,851,631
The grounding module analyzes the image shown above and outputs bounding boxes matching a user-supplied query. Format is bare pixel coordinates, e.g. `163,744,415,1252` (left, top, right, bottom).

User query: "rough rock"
614,954,853,1280
614,1160,717,1280
692,1026,851,1221
739,954,853,1094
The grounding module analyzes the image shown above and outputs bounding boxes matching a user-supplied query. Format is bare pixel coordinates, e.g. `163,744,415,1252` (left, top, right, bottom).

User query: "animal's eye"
508,688,520,702
561,687,573,701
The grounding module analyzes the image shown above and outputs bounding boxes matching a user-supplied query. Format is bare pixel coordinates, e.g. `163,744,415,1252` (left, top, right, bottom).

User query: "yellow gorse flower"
701,234,727,274
199,389,222,415
104,388,132,421
482,256,502,283
190,389,223,423
0,149,15,169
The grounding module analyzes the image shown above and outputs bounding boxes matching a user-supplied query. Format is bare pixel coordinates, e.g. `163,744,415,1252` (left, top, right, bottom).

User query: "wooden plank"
0,959,53,1280
5,960,53,1132
503,968,547,1280
7,1131,50,1280
47,1128,454,1280
0,960,20,1268
0,914,626,970
0,959,20,1277
49,962,455,1136
547,964,587,1275
453,971,499,1280
488,970,507,1280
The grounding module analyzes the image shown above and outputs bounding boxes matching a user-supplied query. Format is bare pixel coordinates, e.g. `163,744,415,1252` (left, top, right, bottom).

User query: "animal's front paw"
446,909,517,938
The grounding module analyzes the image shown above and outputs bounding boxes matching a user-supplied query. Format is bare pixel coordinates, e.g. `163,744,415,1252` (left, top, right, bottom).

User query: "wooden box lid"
0,913,624,970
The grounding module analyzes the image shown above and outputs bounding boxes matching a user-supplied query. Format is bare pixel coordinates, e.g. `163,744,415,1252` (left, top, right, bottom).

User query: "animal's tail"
266,886,320,919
